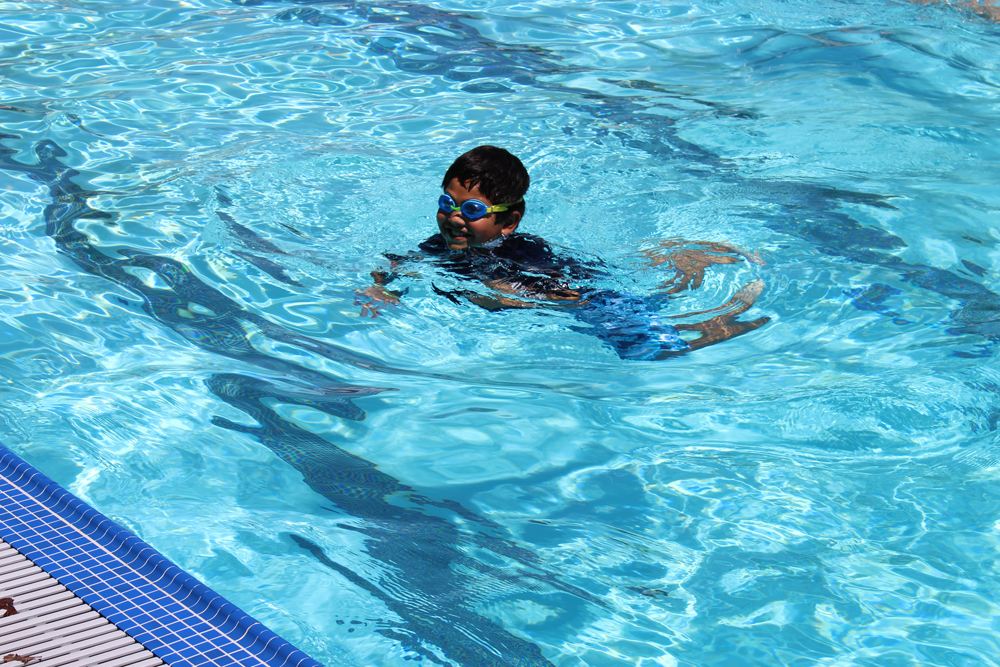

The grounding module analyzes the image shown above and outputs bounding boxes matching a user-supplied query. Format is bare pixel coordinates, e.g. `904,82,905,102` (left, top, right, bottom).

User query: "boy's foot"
638,239,764,294
668,279,765,321
664,279,769,355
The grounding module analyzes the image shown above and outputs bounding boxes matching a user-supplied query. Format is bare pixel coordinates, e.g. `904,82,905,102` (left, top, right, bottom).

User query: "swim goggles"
438,193,522,220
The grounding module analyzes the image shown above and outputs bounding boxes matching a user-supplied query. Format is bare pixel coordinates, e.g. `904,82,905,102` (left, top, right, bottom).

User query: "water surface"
2,0,1000,665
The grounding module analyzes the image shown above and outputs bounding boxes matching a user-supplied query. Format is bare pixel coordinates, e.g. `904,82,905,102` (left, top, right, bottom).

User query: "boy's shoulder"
417,232,555,260
489,232,556,263
386,233,606,277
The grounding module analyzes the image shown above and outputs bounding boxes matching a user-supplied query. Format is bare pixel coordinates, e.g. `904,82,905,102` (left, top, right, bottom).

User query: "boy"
357,145,768,359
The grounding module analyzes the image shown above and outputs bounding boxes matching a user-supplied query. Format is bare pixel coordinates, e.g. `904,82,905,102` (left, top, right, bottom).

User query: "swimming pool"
3,0,1000,664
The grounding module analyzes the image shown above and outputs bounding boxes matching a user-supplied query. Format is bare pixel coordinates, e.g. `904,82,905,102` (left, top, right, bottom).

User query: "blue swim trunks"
570,290,689,360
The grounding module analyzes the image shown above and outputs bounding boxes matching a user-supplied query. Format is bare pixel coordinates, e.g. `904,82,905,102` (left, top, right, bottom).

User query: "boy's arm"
462,277,585,311
356,256,418,318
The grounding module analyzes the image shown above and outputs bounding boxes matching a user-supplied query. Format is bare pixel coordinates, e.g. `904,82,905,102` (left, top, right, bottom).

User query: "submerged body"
383,232,692,360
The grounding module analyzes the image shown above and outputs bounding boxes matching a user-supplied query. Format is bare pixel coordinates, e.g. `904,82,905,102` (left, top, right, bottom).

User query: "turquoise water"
3,0,1000,664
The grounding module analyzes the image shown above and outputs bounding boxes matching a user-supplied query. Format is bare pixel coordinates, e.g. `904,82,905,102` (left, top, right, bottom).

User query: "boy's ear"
500,211,521,236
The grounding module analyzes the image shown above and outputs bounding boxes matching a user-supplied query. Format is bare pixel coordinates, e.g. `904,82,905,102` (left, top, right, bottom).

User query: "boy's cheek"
435,213,452,231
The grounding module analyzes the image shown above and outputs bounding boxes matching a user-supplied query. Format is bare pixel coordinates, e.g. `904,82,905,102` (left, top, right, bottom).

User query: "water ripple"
3,0,1000,664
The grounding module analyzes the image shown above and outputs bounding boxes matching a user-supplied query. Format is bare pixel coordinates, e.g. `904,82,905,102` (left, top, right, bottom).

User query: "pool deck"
0,445,323,667
0,537,165,667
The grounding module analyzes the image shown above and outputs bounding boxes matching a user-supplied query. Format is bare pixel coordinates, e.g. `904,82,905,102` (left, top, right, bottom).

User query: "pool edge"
0,444,325,667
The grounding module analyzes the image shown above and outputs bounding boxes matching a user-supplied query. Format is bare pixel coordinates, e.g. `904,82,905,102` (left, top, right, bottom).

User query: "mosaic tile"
0,444,323,667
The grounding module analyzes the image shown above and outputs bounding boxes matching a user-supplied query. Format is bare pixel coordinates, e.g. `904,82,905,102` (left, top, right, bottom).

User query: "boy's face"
437,178,520,251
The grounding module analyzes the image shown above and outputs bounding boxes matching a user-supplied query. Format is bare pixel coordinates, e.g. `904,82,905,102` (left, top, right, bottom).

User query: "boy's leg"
666,280,769,355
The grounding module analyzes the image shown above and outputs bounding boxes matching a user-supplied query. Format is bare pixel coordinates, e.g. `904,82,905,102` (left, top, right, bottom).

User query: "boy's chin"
444,234,473,250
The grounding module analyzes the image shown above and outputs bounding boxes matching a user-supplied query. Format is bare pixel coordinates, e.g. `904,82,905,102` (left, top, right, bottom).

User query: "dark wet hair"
442,145,529,222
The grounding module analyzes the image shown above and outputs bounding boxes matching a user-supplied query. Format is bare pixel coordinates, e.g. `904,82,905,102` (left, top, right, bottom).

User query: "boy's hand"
639,239,764,294
355,285,401,318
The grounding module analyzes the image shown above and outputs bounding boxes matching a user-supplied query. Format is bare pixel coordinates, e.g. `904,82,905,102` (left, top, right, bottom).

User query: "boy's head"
437,145,529,251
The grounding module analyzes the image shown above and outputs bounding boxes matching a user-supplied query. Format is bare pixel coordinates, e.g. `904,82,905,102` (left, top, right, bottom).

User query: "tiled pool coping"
0,444,324,667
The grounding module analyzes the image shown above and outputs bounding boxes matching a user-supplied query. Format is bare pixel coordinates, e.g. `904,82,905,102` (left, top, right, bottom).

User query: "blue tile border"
0,444,324,667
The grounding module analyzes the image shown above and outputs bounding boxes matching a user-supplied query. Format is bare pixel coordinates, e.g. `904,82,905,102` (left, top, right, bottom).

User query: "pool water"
3,0,1000,664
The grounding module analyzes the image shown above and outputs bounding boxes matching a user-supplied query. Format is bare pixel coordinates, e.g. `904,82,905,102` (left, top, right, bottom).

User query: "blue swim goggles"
438,193,522,220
